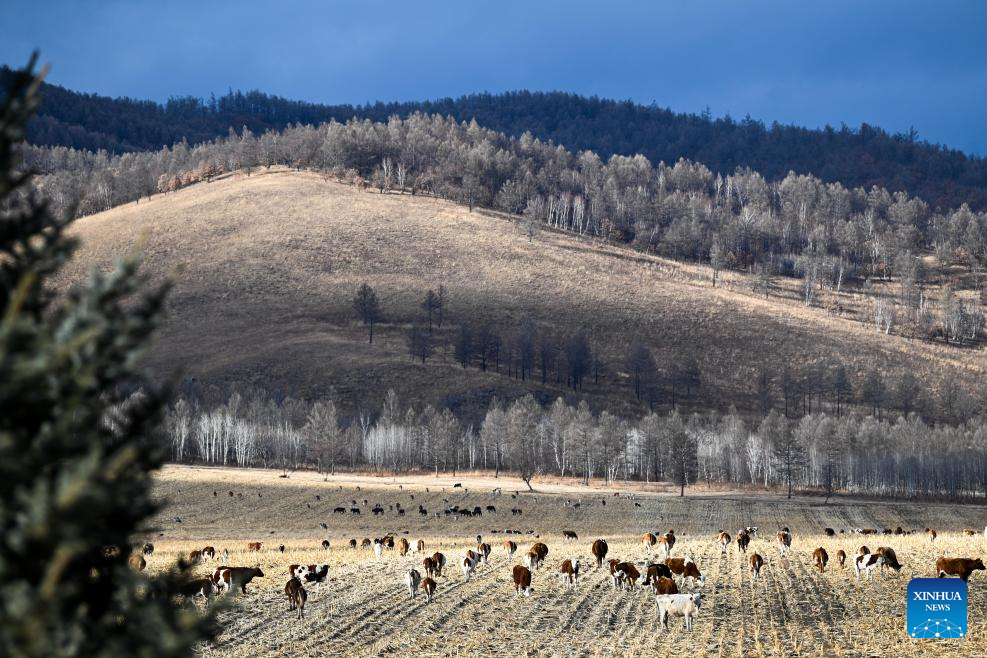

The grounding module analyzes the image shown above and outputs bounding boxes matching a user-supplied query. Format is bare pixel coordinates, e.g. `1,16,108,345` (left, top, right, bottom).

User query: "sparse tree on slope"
353,282,381,343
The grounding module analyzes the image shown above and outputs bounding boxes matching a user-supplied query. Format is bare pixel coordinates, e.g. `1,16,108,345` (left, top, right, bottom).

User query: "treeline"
162,386,987,500
8,70,987,210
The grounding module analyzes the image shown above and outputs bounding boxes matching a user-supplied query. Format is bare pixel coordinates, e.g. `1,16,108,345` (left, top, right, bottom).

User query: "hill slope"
56,170,985,420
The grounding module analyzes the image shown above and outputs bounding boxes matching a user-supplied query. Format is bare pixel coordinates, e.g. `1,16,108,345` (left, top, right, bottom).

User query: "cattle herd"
134,513,987,635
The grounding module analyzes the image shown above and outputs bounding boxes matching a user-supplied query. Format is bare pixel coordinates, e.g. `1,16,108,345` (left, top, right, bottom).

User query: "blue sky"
2,0,986,154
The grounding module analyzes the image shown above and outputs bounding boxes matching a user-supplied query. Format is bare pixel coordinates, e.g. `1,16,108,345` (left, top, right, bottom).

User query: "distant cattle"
813,547,829,573
964,528,977,537
220,548,229,563
926,528,938,543
415,539,426,554
361,538,372,549
279,545,286,554
212,566,265,595
373,539,383,559
285,577,307,619
716,531,731,554
513,565,533,597
189,550,203,564
142,543,154,556
349,539,357,549
431,552,446,577
655,593,702,632
749,553,763,581
776,529,792,557
511,508,523,516
486,505,497,513
562,530,578,542
202,546,216,560
334,507,346,514
321,540,331,550
835,549,847,569
247,542,262,552
824,528,836,537
591,539,609,568
179,577,214,603
421,577,437,603
405,568,422,598
666,557,704,588
560,559,580,591
735,530,750,554
937,557,985,582
350,508,360,515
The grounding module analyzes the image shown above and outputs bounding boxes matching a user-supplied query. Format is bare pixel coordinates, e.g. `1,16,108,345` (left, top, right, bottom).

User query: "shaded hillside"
55,170,986,422
7,69,987,211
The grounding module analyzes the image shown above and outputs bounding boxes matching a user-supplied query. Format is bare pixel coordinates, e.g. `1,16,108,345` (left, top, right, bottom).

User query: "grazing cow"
824,528,836,537
334,507,346,514
504,540,518,559
321,540,331,550
285,577,307,619
937,557,985,582
247,542,262,552
142,543,154,556
188,550,202,565
180,577,214,603
373,539,383,559
477,543,492,564
876,547,902,573
279,545,286,554
212,566,265,595
513,565,533,597
857,545,870,557
562,530,578,542
397,538,410,556
749,553,764,581
716,531,731,554
382,536,395,550
666,557,704,588
659,530,676,558
290,563,330,597
926,528,938,543
431,552,446,577
591,539,609,568
524,550,542,571
128,554,146,571
655,593,702,632
560,559,580,591
653,576,679,595
643,562,674,587
421,577,437,603
361,537,371,549
836,549,847,569
813,547,829,573
613,562,641,590
202,546,216,560
776,529,792,558
349,539,357,549
964,528,977,537
405,568,422,598
735,530,750,554
350,508,360,515
531,542,549,560
642,532,658,554
854,552,884,580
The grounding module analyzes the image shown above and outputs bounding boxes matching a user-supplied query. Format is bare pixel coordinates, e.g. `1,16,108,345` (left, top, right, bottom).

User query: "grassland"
55,169,986,419
147,466,987,657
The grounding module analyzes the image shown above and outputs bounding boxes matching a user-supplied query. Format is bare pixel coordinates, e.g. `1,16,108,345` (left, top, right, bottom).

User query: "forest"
5,68,987,210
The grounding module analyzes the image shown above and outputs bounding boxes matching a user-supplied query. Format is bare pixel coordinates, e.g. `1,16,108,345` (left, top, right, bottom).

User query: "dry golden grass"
146,466,987,657
54,168,985,418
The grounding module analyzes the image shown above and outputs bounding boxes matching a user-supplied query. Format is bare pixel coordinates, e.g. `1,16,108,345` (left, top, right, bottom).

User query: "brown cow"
936,557,985,582
926,528,938,543
642,532,658,553
397,538,410,556
835,549,847,569
349,539,357,549
877,547,902,573
964,528,978,537
813,547,829,573
361,538,372,549
179,577,214,602
431,552,446,577
776,529,792,557
653,576,679,595
188,550,203,564
591,539,608,568
735,529,750,554
513,565,533,596
416,539,426,554
613,562,641,590
643,562,673,587
247,542,262,552
560,559,580,591
749,553,764,581
666,557,704,587
562,530,578,542
423,556,436,579
504,540,518,558
716,531,731,554
659,530,676,558
531,542,549,561
421,576,437,603
285,577,307,619
129,554,146,571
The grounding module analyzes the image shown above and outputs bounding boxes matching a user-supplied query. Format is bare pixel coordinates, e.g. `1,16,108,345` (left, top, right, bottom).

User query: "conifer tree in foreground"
0,56,218,658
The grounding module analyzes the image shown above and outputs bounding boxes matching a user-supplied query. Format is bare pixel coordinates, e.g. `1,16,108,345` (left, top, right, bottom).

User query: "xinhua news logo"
907,578,967,639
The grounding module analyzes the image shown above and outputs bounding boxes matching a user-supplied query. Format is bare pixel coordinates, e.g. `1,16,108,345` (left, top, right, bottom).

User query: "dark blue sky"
3,0,986,154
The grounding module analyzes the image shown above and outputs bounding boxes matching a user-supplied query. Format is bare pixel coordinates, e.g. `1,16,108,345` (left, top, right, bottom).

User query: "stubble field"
145,466,987,657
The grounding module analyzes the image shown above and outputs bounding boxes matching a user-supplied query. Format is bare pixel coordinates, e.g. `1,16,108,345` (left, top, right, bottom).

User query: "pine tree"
0,56,219,658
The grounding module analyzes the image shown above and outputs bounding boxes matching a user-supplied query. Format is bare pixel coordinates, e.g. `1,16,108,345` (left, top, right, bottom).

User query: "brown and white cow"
423,557,436,579
405,568,422,598
776,528,792,558
642,532,658,554
963,528,977,537
504,540,518,559
188,550,203,565
201,546,216,561
361,538,372,549
431,552,446,577
653,576,679,595
857,545,870,557
289,563,330,597
560,559,580,591
212,566,265,595
591,539,608,568
854,552,884,580
613,562,641,590
397,538,410,556
813,547,829,573
524,550,542,571
247,542,262,552
477,543,492,564
285,577,307,619
835,549,847,569
716,531,731,554
179,577,214,603
643,562,674,587
659,531,676,559
461,552,478,581
749,553,764,581
735,529,750,554
936,557,985,582
926,528,938,543
531,542,549,562
415,539,426,554
513,565,533,597
666,557,704,588
421,576,437,603
562,530,578,542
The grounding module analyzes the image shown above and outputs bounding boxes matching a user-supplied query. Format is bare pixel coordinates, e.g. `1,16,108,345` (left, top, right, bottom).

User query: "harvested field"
147,466,987,657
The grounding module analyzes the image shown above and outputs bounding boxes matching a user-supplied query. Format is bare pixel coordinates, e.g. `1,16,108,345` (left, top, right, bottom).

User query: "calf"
591,539,609,568
813,547,829,573
655,593,702,632
179,577,214,603
361,538,372,549
373,539,383,559
562,530,578,542
188,550,202,565
423,557,436,579
247,542,262,552
652,576,679,595
421,576,437,603
749,553,764,581
285,577,307,619
513,565,533,597
321,540,331,550
560,559,580,591
936,557,985,582
666,557,704,588
431,552,446,577
735,530,750,554
776,529,792,558
716,531,731,554
212,566,265,595
405,568,422,598
504,540,518,559
835,549,847,569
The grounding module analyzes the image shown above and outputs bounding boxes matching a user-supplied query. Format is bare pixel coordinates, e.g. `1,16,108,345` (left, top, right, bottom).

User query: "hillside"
56,169,985,421
7,69,987,210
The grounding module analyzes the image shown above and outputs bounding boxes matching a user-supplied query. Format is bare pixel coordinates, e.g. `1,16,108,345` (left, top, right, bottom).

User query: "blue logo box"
908,578,967,639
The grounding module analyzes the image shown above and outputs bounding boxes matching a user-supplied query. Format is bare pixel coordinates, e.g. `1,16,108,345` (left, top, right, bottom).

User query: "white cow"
655,593,702,631
461,555,477,582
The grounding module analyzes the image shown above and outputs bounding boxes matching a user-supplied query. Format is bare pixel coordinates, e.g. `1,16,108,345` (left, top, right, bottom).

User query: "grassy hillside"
56,169,986,420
